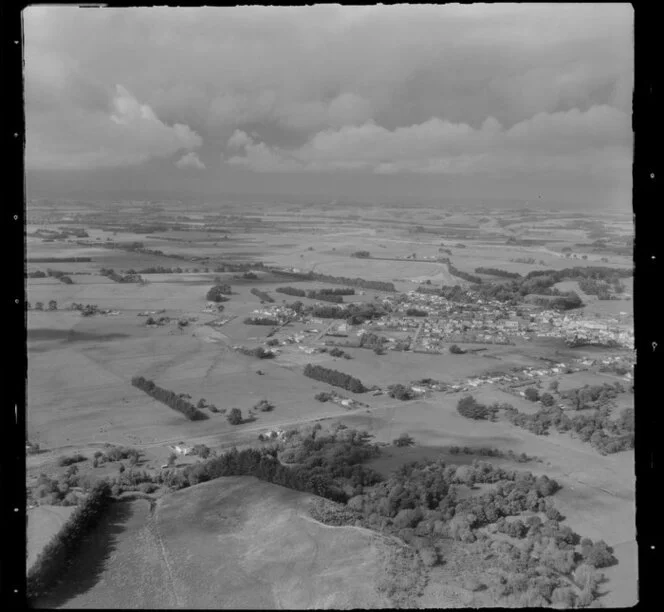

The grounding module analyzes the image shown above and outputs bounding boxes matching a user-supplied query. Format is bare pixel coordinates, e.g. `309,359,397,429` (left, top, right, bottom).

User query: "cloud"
175,151,206,170
226,105,632,178
227,129,254,149
26,84,202,170
23,4,632,202
24,5,632,135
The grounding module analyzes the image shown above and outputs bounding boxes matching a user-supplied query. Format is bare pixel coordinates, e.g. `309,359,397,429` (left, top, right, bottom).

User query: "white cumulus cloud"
175,151,206,169
26,84,202,170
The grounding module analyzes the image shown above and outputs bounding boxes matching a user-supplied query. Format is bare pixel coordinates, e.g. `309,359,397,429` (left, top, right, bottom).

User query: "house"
171,444,192,456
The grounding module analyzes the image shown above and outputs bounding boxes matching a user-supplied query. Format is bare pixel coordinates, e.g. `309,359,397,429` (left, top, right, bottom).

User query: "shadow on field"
36,501,134,609
28,329,131,344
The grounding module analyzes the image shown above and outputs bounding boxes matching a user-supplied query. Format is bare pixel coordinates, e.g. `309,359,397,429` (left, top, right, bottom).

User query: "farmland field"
25,199,636,609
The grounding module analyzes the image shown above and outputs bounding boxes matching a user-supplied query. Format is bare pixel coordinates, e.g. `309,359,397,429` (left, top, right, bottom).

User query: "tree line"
100,268,143,283
250,288,274,302
131,376,208,421
27,481,112,601
270,268,396,292
276,286,306,297
303,363,367,393
448,263,483,284
307,290,344,303
474,267,522,279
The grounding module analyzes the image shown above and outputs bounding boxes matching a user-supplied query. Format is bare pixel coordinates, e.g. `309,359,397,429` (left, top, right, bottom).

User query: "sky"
23,4,633,209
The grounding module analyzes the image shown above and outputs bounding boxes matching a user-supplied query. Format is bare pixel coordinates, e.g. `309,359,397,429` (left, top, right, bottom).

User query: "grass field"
35,477,395,609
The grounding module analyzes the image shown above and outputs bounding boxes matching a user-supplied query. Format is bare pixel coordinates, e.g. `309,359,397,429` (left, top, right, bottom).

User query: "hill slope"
37,477,396,609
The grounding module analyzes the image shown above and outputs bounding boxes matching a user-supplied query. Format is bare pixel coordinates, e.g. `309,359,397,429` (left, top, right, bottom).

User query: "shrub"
449,344,465,354
227,408,243,425
192,444,211,459
387,384,415,400
254,399,275,412
456,395,489,420
540,392,555,407
56,453,86,467
206,284,232,301
584,540,617,568
524,387,540,402
392,433,415,447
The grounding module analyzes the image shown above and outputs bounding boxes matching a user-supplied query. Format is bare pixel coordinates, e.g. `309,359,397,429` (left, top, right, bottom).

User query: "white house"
171,444,192,456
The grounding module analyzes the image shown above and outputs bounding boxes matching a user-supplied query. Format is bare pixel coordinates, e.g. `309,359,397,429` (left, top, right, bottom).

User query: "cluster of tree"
30,467,83,507
328,347,352,359
227,407,244,425
504,401,634,454
254,399,275,412
56,453,87,467
358,332,389,353
303,364,367,393
456,395,498,420
27,300,59,311
69,303,102,317
131,376,208,421
405,308,428,317
526,265,632,283
27,480,112,601
319,287,356,295
236,346,276,359
560,382,623,410
168,424,381,505
133,266,189,274
448,263,483,284
307,290,344,303
388,384,416,400
243,317,279,325
307,271,396,292
531,292,584,311
351,250,371,258
275,286,306,297
92,446,141,467
345,458,566,554
474,267,522,279
99,268,143,283
510,257,536,264
443,445,538,463
578,278,622,300
26,270,47,278
250,288,274,303
392,433,415,447
44,268,74,284
416,284,474,303
206,284,232,302
598,361,631,376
